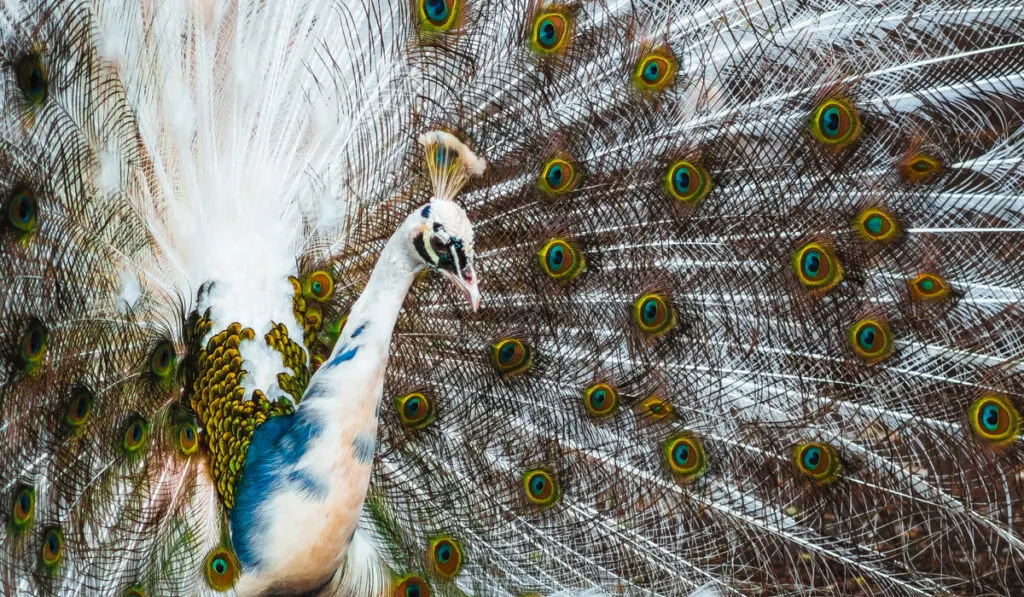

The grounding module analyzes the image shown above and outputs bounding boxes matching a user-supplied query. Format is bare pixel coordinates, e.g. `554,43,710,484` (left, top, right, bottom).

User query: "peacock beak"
442,267,480,312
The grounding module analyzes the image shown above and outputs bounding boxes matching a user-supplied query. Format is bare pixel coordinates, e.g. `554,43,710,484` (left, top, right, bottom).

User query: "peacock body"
1,0,1023,596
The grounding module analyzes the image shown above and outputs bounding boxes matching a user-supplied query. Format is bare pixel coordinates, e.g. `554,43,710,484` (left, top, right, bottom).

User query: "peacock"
1,0,1023,595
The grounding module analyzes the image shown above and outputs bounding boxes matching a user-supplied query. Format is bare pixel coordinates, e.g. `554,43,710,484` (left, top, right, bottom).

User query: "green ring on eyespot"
429,536,463,579
968,394,1020,447
11,486,35,531
491,338,532,377
792,242,843,293
583,382,618,418
65,386,94,429
396,392,434,429
122,417,150,454
537,238,585,281
522,469,559,507
19,321,48,369
633,293,675,338
15,54,47,105
7,188,37,233
664,160,711,204
793,442,841,483
419,0,457,29
150,342,175,377
40,526,63,570
811,99,860,147
663,434,706,481
848,318,892,363
531,12,569,54
204,547,239,590
395,576,432,597
908,272,950,303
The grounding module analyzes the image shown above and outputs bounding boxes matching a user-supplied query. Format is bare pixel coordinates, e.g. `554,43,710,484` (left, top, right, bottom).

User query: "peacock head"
409,130,488,311
410,199,480,311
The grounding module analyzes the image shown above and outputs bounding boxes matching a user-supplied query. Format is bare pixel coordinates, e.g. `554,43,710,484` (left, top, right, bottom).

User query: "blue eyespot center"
14,195,31,222
672,443,690,466
802,447,821,470
547,165,563,186
404,397,421,417
46,533,58,552
591,389,606,407
424,0,449,23
643,60,660,82
547,245,564,269
641,299,659,324
981,404,1000,432
673,167,691,194
919,278,936,292
530,476,546,495
437,544,452,562
865,215,883,235
499,343,515,363
858,326,877,349
18,494,30,510
539,19,557,47
821,106,841,137
212,557,227,574
406,586,421,597
802,250,821,276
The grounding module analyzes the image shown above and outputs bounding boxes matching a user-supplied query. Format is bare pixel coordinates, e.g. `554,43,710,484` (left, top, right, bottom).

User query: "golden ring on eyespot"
522,469,559,507
539,157,578,195
968,394,1020,447
811,99,861,147
637,396,673,422
178,422,199,455
633,293,675,337
40,526,63,570
204,547,240,590
792,242,843,293
19,321,48,367
664,160,711,204
394,575,433,597
150,341,175,377
491,338,532,377
65,386,94,428
632,48,678,93
428,536,463,579
306,271,334,301
793,442,841,484
849,318,893,364
900,153,943,183
907,273,951,303
664,434,706,481
853,207,900,243
538,238,585,281
11,486,34,530
123,417,149,453
583,382,618,418
531,12,569,54
396,392,435,429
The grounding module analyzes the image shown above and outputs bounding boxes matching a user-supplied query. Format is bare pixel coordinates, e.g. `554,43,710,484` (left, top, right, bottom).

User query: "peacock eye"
395,576,432,597
396,392,435,429
792,241,843,293
491,338,532,377
204,547,239,590
853,207,900,243
419,0,458,29
522,469,559,507
632,48,678,92
15,54,47,106
633,293,676,338
150,341,175,377
539,156,578,195
429,536,463,578
665,160,711,204
583,382,618,418
429,235,449,255
637,395,673,422
531,12,569,54
849,318,893,364
177,422,199,455
537,238,585,281
40,526,63,570
900,153,942,183
65,386,94,429
305,270,334,301
793,442,841,484
125,587,146,597
811,99,861,148
122,416,150,453
907,273,950,303
968,394,1020,447
11,486,35,530
7,188,37,234
664,434,706,481
19,321,48,370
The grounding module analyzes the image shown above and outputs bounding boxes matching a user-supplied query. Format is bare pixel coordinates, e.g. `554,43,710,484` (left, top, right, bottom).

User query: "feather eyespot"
908,273,951,303
394,576,432,597
522,469,559,507
122,417,150,454
665,160,711,205
125,587,146,597
632,47,678,93
792,242,843,293
633,293,676,338
491,338,532,377
538,156,578,195
531,12,570,55
204,547,240,590
583,382,618,418
853,207,900,243
6,188,37,235
793,442,841,484
15,54,47,106
900,153,943,183
10,486,34,531
305,271,334,301
150,342,175,377
849,318,893,364
396,392,435,429
811,99,860,148
968,394,1020,447
177,422,199,455
428,536,463,579
19,320,48,372
65,386,94,429
40,526,63,571
637,396,673,422
664,434,706,481
418,0,459,31
538,238,585,281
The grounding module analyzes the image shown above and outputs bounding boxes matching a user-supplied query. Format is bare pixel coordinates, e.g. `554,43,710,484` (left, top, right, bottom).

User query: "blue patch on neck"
352,323,366,338
323,345,358,369
230,409,326,571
